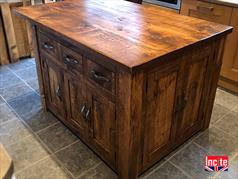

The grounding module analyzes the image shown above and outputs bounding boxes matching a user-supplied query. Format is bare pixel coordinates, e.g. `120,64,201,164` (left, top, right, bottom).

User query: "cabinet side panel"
31,25,46,109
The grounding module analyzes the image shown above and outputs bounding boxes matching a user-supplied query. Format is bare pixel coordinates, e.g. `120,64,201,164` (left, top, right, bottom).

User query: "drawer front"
86,60,115,94
61,45,83,74
39,32,58,58
181,0,232,25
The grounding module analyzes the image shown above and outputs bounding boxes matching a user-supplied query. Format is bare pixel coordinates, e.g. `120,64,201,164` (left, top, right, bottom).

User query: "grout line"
168,160,194,179
2,92,77,178
51,153,76,179
15,155,50,175
53,140,80,155
213,105,237,125
165,132,203,161
7,65,40,96
211,125,238,141
35,121,61,134
75,161,103,179
142,160,168,179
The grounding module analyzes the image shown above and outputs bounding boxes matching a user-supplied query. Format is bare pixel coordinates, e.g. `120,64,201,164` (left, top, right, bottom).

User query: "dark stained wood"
86,85,116,169
41,54,66,120
15,0,232,70
15,1,232,178
64,72,87,139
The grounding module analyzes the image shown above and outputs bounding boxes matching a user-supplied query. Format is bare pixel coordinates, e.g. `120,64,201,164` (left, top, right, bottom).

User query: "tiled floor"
0,58,238,179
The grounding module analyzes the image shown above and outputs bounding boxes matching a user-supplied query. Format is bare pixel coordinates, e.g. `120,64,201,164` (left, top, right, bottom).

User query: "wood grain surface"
15,0,232,69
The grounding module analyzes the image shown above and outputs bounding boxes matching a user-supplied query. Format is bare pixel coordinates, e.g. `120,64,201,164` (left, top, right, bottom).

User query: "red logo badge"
204,156,228,171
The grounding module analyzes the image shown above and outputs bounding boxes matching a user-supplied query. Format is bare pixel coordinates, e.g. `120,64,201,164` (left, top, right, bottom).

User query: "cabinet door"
176,52,209,142
220,8,238,83
64,73,87,138
142,62,182,169
42,55,65,119
86,87,116,167
180,0,232,25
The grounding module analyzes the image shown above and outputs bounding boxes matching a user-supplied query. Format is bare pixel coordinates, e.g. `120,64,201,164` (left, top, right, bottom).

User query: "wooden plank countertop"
14,0,232,70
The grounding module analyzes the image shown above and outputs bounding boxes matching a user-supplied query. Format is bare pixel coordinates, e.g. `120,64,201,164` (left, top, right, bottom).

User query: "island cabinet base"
32,25,226,179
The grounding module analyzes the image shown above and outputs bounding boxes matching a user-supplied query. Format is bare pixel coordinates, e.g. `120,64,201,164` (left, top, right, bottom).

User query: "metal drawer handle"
91,70,110,83
56,85,62,101
81,105,86,114
64,56,79,65
43,42,54,50
85,109,90,120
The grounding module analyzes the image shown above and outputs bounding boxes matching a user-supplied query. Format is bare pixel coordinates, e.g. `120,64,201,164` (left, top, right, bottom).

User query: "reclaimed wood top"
15,0,232,69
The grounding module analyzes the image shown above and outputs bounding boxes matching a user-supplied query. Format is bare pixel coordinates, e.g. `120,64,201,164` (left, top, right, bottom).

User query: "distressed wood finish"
15,0,232,70
15,0,232,178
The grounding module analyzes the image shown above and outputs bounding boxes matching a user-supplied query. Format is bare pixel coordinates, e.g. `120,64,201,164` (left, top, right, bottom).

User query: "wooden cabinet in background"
181,0,238,93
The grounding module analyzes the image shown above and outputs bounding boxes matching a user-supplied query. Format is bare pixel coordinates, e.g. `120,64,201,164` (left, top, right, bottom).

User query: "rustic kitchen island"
15,0,232,178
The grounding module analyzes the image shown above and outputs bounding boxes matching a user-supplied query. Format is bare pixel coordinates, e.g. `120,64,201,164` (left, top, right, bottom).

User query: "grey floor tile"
0,96,4,104
214,111,238,138
210,104,230,124
0,72,23,89
6,135,50,172
0,103,18,124
23,109,58,132
16,156,72,179
144,162,191,179
26,78,39,92
216,153,238,179
215,89,238,110
78,162,118,179
55,140,101,178
8,58,35,72
0,83,33,101
0,66,11,75
194,127,238,158
37,122,78,153
170,143,215,179
140,159,167,178
15,67,37,82
8,91,41,120
0,119,32,146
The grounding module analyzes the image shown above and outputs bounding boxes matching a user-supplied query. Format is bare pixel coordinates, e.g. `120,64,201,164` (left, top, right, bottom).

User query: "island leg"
117,71,144,179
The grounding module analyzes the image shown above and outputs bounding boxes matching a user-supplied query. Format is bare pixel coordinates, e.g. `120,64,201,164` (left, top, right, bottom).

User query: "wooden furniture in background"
181,0,238,93
0,0,32,65
15,0,232,178
0,144,14,179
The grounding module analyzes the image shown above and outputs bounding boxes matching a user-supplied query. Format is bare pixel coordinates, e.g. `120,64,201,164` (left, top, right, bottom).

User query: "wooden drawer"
180,0,232,25
86,60,115,94
38,31,58,58
60,45,83,75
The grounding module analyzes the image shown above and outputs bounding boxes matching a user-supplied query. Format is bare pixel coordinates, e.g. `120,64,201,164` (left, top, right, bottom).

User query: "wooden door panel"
42,55,65,119
180,0,232,25
87,87,116,167
64,73,87,137
143,63,181,168
177,56,208,140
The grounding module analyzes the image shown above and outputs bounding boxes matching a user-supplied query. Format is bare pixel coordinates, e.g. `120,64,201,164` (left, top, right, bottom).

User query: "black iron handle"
91,70,110,83
56,85,61,101
43,42,54,50
64,56,79,65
